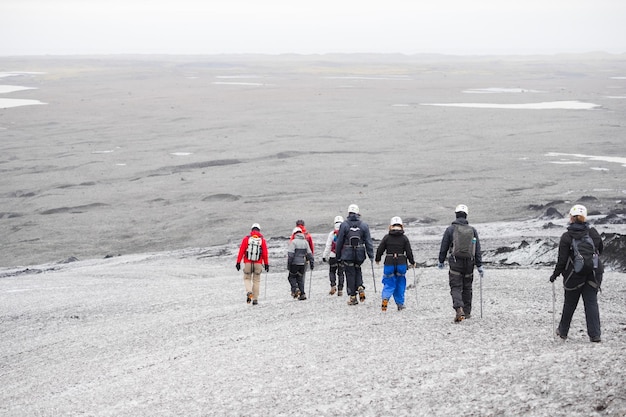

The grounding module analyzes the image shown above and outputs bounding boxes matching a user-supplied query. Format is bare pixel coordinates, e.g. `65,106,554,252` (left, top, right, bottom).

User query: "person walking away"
236,223,270,305
335,204,375,306
438,204,484,322
322,215,346,296
288,227,315,300
375,216,416,311
550,204,604,342
290,219,314,254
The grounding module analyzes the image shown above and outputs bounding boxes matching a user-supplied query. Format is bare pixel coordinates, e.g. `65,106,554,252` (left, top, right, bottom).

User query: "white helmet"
251,223,261,231
348,204,360,214
334,215,344,224
569,204,587,218
390,216,403,226
292,227,302,235
455,204,468,215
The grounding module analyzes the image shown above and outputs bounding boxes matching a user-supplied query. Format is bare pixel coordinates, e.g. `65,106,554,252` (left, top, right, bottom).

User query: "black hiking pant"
558,282,600,340
288,264,306,295
449,269,474,315
328,257,345,289
344,262,364,297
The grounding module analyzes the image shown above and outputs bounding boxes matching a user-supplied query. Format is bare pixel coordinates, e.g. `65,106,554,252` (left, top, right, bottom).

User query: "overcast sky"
1,0,625,56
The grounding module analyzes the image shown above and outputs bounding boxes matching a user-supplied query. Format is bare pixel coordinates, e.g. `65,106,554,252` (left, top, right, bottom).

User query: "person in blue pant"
375,216,416,311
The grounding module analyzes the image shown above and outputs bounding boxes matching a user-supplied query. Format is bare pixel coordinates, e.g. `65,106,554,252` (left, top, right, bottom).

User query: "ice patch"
0,71,46,78
463,88,543,94
421,101,599,110
606,96,626,99
0,98,46,109
92,150,116,154
610,76,626,79
392,104,410,107
171,152,192,156
323,76,411,81
0,85,36,94
591,167,609,171
215,75,262,79
549,161,585,165
546,152,626,167
212,82,265,86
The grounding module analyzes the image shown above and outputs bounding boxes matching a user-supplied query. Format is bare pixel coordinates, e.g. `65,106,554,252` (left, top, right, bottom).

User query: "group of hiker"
236,203,604,342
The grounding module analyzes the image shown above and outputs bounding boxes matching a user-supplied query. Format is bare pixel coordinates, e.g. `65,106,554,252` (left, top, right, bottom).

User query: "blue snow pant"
381,264,407,306
558,282,601,340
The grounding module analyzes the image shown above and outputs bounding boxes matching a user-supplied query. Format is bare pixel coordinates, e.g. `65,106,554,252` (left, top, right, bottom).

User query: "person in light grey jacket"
288,227,314,300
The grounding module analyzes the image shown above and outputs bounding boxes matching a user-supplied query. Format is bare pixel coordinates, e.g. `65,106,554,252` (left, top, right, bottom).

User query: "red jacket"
290,226,314,254
237,231,269,265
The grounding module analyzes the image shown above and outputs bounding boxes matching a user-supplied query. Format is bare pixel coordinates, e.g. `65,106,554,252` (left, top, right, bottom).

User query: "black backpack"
571,233,598,275
346,221,362,248
451,224,476,259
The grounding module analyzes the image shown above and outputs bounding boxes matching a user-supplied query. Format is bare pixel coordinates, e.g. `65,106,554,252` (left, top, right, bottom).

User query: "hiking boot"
397,304,405,311
454,307,465,322
590,336,601,343
337,289,343,296
252,299,258,305
347,295,358,305
358,286,366,302
294,290,301,299
246,292,253,304
329,286,337,295
381,298,389,312
556,330,567,340
465,313,471,320
298,293,307,301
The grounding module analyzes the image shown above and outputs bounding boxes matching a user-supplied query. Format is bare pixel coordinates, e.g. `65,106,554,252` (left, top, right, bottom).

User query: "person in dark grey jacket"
335,204,375,306
438,204,483,322
375,216,415,311
287,227,314,300
550,204,603,342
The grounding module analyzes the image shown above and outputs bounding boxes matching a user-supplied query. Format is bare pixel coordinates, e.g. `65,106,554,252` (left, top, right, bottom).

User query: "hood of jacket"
452,218,469,226
567,221,589,239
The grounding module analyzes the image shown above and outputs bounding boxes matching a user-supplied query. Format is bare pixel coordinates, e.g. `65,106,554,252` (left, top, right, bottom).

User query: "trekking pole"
264,269,268,300
370,260,377,293
480,270,484,318
308,267,312,296
552,281,556,340
412,266,418,309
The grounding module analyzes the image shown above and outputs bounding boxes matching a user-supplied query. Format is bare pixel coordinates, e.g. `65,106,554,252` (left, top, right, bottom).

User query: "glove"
375,261,380,266
264,264,269,272
438,262,444,270
235,263,241,271
549,274,557,283
477,266,484,278
322,257,327,263
310,263,314,270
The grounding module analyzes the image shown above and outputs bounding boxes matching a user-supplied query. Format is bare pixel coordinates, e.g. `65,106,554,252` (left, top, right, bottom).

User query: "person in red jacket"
290,219,314,254
236,223,270,305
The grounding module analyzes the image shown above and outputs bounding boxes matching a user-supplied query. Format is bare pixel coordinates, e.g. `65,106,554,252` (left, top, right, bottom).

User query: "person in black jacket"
550,204,604,342
335,204,375,306
375,217,416,311
438,204,484,322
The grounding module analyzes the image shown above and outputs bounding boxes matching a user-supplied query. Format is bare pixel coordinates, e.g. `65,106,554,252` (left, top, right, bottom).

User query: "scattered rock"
600,233,626,272
540,207,563,220
594,213,626,225
59,256,79,264
578,195,598,202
